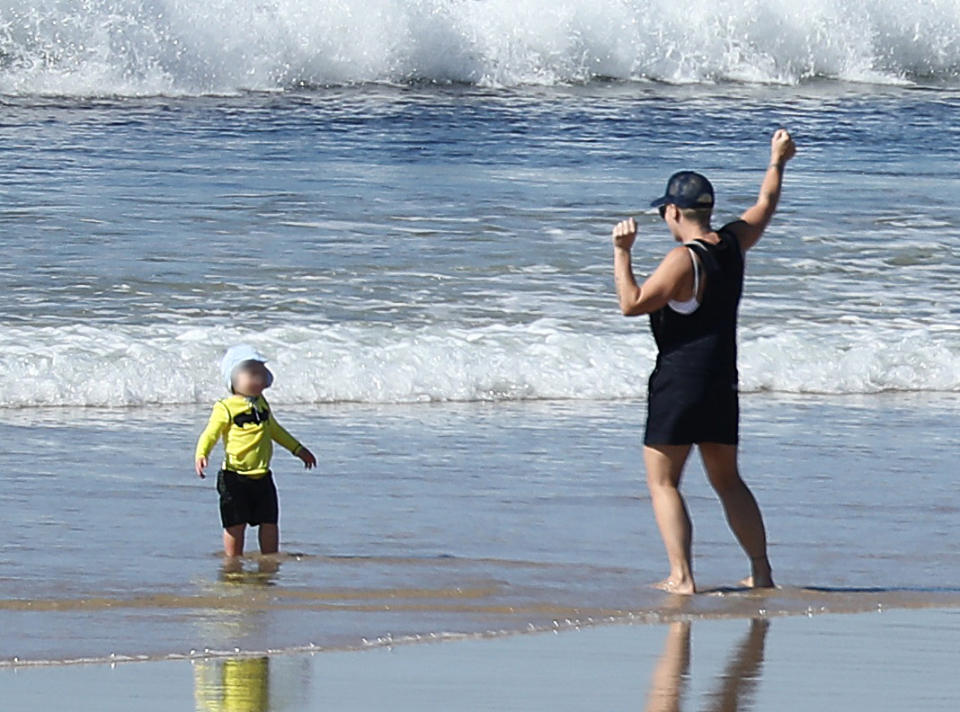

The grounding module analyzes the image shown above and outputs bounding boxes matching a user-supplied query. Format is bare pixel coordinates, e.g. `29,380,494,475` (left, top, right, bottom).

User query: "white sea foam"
1,0,959,96
1,321,958,408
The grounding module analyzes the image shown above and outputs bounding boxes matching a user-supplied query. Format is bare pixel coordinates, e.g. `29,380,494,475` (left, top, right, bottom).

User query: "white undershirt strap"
667,244,702,315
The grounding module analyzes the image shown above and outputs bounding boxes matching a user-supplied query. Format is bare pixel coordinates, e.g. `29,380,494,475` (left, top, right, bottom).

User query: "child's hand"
296,446,317,470
195,456,208,479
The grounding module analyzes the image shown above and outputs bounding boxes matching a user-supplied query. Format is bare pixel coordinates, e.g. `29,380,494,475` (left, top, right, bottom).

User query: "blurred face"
232,360,269,396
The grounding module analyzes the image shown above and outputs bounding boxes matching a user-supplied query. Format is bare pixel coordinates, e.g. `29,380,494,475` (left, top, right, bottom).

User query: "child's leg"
258,523,279,555
223,524,246,557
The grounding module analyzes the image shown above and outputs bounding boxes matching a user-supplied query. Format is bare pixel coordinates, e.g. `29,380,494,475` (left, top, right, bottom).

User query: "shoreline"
3,607,959,711
2,393,960,667
3,582,960,669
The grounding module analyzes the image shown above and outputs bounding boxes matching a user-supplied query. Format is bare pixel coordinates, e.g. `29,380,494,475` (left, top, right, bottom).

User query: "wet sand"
4,606,959,711
2,394,960,666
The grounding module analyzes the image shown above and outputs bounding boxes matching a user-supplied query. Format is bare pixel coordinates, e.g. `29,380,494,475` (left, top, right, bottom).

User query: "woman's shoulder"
716,222,748,254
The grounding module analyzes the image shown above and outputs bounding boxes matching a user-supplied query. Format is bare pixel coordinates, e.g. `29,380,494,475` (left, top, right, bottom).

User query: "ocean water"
2,0,960,666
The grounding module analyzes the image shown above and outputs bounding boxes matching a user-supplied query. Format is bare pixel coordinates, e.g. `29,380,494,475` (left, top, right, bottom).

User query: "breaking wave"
1,0,960,96
1,321,958,408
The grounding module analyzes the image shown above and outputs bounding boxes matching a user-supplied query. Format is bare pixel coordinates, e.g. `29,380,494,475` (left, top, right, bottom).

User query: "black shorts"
644,367,739,446
216,469,279,528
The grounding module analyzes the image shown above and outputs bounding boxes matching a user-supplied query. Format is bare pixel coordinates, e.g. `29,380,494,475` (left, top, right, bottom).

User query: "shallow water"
1,394,958,663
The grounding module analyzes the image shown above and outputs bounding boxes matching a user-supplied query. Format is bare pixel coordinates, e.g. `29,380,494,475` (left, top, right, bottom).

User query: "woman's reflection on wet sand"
645,618,769,712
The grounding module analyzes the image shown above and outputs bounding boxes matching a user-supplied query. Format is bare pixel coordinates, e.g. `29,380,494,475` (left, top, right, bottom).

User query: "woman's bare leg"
223,524,245,558
698,443,773,588
644,444,695,594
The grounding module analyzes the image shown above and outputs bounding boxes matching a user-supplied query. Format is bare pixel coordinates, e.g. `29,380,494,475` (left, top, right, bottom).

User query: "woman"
612,129,796,594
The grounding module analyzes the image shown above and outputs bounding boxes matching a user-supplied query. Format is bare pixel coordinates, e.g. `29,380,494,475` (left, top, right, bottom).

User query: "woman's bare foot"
753,557,774,587
738,573,774,589
653,577,696,595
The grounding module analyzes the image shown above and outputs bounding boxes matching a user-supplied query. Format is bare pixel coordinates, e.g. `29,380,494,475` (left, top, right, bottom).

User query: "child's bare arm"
195,402,229,479
295,446,317,469
270,418,317,470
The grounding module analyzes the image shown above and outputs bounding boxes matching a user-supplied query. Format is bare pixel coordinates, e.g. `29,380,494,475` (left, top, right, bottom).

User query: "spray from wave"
1,322,958,408
1,0,959,96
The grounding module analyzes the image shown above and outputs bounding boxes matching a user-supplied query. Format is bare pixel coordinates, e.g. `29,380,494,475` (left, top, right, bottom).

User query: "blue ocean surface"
0,0,959,665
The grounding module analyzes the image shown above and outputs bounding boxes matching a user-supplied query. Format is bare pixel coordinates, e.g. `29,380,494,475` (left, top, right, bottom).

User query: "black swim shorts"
643,368,739,446
216,469,279,528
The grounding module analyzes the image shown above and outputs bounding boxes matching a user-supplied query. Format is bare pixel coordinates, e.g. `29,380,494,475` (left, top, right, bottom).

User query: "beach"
3,0,960,707
2,395,959,670
4,608,960,711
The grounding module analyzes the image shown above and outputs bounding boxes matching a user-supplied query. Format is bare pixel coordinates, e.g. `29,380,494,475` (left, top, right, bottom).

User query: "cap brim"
649,195,670,208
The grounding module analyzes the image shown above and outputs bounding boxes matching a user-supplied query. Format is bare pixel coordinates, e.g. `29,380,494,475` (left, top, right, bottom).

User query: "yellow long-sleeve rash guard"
195,395,302,478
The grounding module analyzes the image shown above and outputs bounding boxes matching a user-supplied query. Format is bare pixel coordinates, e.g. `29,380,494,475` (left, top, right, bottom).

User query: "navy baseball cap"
650,171,715,210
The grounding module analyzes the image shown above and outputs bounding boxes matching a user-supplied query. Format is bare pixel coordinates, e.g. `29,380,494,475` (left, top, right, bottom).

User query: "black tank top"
648,226,743,378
